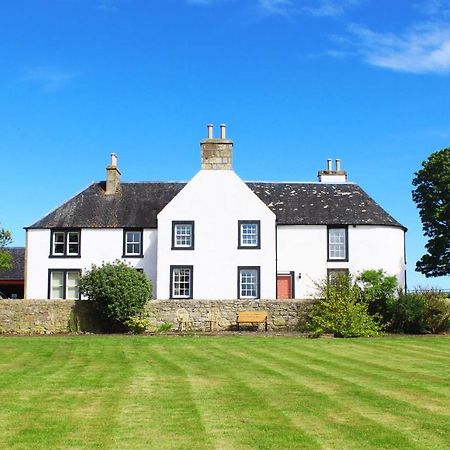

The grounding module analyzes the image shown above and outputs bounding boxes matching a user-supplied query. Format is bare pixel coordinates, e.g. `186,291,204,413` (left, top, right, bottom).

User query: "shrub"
357,269,398,324
421,290,450,334
80,260,152,331
390,292,425,334
307,273,382,338
123,314,151,334
157,322,173,333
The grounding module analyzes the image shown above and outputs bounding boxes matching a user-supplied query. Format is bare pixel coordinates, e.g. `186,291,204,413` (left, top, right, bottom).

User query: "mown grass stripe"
109,339,212,450
165,340,321,450
206,339,422,450
238,339,450,449
266,340,450,407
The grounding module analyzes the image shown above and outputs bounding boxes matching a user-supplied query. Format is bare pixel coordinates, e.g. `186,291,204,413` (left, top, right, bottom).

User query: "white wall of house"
277,224,406,298
25,228,158,299
157,170,277,299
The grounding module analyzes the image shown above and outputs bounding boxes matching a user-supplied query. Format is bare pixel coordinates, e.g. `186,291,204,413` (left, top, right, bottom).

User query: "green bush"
123,314,151,334
307,274,382,338
357,269,398,324
390,293,425,334
80,260,152,331
157,322,173,333
421,291,450,334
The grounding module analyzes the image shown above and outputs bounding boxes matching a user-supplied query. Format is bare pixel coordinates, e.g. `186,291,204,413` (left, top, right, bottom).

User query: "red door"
277,274,293,299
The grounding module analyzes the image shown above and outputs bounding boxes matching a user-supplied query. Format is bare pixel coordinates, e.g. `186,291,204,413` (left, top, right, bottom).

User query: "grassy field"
0,336,449,450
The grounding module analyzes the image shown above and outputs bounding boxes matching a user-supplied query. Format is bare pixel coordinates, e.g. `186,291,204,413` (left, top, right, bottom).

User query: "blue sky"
1,0,449,289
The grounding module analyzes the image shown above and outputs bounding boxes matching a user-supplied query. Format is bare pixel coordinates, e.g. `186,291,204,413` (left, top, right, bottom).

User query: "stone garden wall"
0,299,314,334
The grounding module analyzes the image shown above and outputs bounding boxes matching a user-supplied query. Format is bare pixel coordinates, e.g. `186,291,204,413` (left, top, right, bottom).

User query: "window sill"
49,254,81,258
122,254,144,258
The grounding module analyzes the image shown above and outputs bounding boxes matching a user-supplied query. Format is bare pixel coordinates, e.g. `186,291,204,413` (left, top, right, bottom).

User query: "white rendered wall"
25,228,158,299
157,170,277,299
277,225,406,298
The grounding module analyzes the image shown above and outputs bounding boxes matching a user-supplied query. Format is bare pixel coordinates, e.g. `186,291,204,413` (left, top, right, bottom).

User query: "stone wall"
0,299,313,334
146,299,313,332
0,299,99,334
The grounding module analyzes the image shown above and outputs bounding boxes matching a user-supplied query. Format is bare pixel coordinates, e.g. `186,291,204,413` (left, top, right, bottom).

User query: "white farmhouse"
25,125,407,300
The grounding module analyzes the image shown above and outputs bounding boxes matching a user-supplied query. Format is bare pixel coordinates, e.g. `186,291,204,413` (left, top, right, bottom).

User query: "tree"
80,260,152,331
0,227,13,270
357,269,398,324
412,147,450,277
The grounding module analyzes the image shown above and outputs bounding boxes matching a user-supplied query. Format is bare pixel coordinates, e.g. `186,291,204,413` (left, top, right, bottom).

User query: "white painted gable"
157,169,276,299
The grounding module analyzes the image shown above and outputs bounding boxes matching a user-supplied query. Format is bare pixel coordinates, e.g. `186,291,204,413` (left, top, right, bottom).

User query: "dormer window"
50,229,80,257
172,221,194,250
238,220,260,249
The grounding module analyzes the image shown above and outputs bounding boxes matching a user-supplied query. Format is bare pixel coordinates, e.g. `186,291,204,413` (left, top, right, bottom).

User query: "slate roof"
0,247,25,280
27,181,405,230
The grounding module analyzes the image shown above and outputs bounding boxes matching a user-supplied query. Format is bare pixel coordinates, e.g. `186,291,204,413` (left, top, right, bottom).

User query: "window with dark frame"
238,220,261,249
327,226,348,261
50,229,80,257
170,266,193,299
48,269,81,299
123,229,143,257
172,221,194,250
327,268,350,285
238,266,260,299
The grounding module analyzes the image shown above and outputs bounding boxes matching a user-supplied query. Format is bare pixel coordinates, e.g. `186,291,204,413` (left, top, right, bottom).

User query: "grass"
0,336,449,449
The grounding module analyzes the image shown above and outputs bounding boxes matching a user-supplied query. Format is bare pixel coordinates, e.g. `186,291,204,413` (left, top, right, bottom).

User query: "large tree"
412,147,450,277
0,227,13,270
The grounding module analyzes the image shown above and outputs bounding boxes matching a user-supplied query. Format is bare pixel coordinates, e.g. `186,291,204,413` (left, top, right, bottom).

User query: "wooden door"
277,274,293,299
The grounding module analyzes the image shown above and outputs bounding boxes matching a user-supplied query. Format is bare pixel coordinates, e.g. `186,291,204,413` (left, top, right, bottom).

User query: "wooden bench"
236,311,268,332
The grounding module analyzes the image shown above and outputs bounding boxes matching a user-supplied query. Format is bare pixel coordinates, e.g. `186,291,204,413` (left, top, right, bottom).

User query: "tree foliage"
412,147,450,277
0,227,13,270
357,269,398,324
80,260,152,331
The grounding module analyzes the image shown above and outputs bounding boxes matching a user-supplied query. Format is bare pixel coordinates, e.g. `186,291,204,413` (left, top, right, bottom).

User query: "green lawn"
0,336,449,450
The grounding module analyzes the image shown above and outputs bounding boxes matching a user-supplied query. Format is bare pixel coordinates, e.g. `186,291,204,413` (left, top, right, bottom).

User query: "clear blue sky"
1,0,449,289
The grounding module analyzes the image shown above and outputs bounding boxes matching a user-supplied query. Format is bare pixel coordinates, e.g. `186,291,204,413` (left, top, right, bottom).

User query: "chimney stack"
318,158,347,183
200,124,233,170
105,152,121,194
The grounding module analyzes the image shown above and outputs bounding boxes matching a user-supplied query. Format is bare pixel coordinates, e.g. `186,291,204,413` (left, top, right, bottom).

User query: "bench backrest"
237,311,268,322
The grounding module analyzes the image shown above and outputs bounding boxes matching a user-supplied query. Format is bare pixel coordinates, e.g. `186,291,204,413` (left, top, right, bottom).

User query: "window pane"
125,231,141,255
53,232,65,254
66,272,80,299
329,228,346,259
175,224,192,247
51,271,64,299
241,223,258,246
240,269,258,298
172,268,191,298
67,232,80,255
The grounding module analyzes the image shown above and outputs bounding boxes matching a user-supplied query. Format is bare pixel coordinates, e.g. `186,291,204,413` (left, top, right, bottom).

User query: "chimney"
200,124,233,170
105,153,121,195
318,158,347,183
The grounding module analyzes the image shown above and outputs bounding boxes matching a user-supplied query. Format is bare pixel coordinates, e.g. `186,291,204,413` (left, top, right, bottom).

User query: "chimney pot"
336,159,341,172
327,158,332,171
207,124,213,139
111,153,118,167
220,124,226,139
